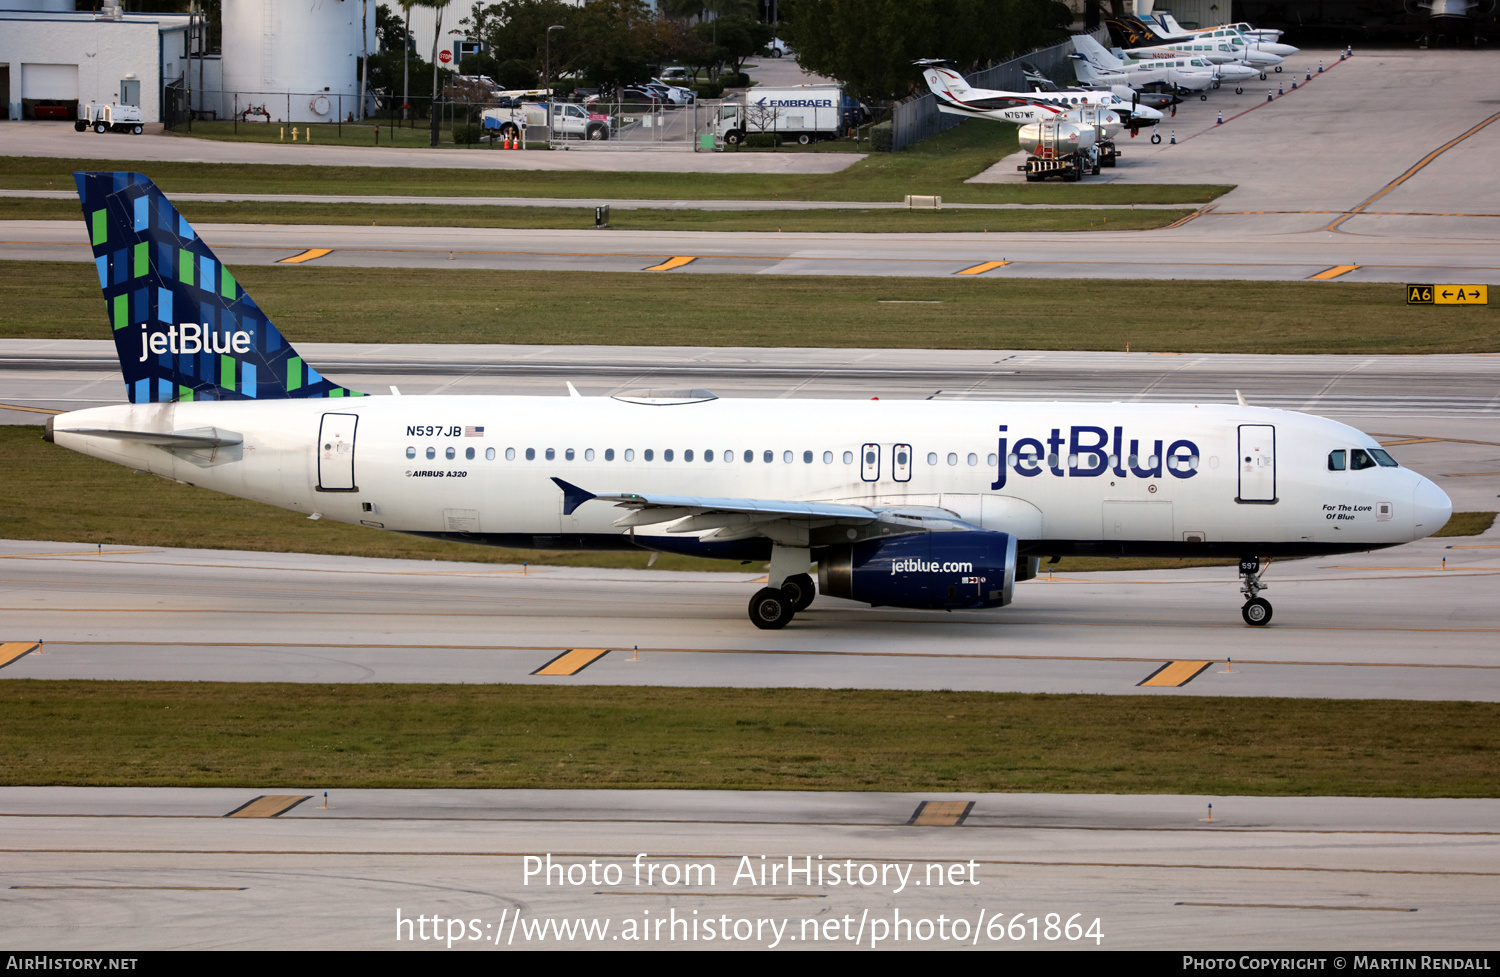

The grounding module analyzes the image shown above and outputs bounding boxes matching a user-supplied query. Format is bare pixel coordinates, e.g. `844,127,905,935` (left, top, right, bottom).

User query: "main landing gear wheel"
1242,598,1273,626
781,573,816,612
749,587,793,630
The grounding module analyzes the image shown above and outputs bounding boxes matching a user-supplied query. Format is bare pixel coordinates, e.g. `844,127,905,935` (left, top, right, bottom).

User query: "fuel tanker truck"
1017,121,1097,182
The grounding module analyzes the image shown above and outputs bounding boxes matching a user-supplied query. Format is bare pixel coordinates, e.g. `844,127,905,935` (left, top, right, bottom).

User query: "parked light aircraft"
1070,36,1220,98
915,60,1162,134
49,173,1453,630
1156,15,1301,58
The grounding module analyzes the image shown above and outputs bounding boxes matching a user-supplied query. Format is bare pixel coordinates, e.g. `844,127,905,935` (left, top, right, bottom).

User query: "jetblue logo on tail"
75,171,363,404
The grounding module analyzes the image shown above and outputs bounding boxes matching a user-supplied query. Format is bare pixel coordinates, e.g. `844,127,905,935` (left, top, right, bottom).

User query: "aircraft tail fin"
1071,34,1124,71
919,64,972,103
74,171,363,405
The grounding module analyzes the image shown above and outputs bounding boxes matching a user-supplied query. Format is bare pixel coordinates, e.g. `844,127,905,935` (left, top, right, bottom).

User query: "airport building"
0,0,191,123
1,0,374,125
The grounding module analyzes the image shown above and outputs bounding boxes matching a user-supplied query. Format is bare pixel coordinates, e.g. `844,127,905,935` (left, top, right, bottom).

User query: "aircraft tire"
782,573,816,612
749,588,793,630
1261,72,1268,80
1199,93,1208,101
1212,80,1220,89
1241,598,1273,627
1275,65,1282,72
1150,132,1161,144
1235,86,1243,94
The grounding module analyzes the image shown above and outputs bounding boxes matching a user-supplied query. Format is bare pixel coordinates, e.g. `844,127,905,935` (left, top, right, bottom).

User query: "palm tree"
412,0,453,145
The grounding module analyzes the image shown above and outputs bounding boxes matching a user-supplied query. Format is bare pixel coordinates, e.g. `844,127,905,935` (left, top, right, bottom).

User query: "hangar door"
1237,424,1276,503
318,413,359,491
22,63,78,100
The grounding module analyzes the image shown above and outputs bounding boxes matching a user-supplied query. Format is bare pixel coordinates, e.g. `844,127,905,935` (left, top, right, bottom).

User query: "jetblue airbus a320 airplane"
47,173,1453,629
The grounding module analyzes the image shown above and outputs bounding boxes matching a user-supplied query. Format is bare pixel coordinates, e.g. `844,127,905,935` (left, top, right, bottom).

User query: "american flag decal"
465,426,485,437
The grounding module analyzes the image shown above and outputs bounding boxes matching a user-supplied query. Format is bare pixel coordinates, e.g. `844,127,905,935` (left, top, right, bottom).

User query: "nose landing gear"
1239,556,1272,626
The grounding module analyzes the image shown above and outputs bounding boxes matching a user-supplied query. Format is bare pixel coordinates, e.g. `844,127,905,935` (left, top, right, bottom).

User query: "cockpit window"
1369,448,1399,468
1350,448,1377,470
1327,450,1346,471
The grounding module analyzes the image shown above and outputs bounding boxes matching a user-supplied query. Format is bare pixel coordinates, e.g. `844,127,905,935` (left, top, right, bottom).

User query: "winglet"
551,477,597,516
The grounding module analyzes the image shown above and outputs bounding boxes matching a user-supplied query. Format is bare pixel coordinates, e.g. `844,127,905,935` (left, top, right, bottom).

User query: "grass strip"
1434,511,1497,537
0,123,1230,205
0,681,1494,795
4,262,1495,353
0,197,1188,233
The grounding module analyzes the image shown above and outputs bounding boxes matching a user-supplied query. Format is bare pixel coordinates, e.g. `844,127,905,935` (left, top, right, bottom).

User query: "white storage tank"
220,0,375,123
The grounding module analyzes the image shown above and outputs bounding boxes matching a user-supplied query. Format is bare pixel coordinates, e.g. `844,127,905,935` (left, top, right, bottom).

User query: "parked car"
765,37,792,58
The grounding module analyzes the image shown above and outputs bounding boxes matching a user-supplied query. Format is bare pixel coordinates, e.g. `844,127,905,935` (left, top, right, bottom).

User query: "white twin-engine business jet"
49,173,1452,630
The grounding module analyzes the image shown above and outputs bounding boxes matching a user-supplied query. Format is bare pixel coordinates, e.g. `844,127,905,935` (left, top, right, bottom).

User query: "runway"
3,787,1497,949
2,523,1497,699
4,213,1495,282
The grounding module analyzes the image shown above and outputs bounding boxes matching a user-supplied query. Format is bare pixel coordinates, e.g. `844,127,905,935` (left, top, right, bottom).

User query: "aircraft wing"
551,478,981,545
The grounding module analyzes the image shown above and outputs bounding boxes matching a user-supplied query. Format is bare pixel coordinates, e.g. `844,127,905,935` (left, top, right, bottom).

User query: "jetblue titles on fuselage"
990,423,1199,489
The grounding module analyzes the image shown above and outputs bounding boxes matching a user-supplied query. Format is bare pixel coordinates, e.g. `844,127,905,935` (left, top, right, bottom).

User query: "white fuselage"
51,396,1451,559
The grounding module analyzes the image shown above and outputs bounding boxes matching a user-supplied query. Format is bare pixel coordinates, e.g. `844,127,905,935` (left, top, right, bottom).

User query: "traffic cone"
1318,61,1324,73
1267,90,1273,102
1169,130,1176,144
1278,83,1284,95
1216,111,1223,124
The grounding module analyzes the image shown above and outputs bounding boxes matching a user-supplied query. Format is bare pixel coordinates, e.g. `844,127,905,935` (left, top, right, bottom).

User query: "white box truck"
718,85,850,145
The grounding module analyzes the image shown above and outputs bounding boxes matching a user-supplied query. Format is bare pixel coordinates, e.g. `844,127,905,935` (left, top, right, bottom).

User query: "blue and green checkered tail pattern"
75,171,365,404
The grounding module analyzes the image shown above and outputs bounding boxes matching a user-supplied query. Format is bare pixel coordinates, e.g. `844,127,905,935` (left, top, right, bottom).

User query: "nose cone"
1413,477,1453,540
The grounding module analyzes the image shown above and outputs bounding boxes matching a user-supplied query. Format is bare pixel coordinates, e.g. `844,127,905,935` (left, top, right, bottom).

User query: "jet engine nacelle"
818,531,1017,610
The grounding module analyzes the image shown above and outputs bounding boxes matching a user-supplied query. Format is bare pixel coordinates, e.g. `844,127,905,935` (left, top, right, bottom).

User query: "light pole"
545,24,564,97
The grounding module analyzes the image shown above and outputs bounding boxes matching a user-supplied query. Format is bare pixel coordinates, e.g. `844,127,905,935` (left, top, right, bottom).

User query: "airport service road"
2,787,1497,950
4,213,1496,283
0,119,863,174
5,342,1496,510
3,525,1499,699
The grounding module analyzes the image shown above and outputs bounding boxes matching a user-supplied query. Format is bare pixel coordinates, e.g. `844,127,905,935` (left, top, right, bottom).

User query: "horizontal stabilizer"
61,426,243,448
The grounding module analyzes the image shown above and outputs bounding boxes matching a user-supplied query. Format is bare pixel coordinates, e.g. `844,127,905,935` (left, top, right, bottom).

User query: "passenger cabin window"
585,448,595,461
486,448,496,460
426,447,436,460
744,450,753,463
644,449,654,461
1350,448,1377,471
763,450,773,463
446,447,456,460
406,447,416,459
465,447,474,460
843,451,853,464
1328,450,1346,471
526,448,535,460
624,449,635,461
605,448,615,461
